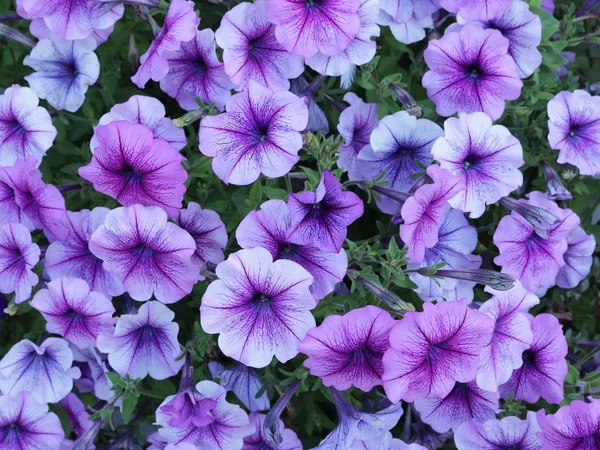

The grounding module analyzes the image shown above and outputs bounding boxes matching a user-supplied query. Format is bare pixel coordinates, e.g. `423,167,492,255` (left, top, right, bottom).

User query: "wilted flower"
244,412,302,450
261,379,300,446
0,222,39,304
454,412,542,449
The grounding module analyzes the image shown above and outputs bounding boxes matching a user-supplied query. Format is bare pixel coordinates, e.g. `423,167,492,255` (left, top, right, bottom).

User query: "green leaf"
262,186,289,201
121,396,137,424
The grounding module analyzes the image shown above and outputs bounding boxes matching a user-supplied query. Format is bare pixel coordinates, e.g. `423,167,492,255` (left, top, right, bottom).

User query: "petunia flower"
27,11,118,47
536,399,600,449
0,223,40,304
161,28,233,111
79,121,187,217
476,282,539,392
131,0,199,88
290,76,330,135
0,337,80,404
379,0,440,22
382,299,493,403
209,361,270,412
378,11,435,46
243,412,302,450
431,112,524,219
96,301,184,380
357,111,443,214
337,93,378,179
199,81,308,185
60,393,93,441
215,0,304,92
350,432,425,449
287,170,364,253
422,24,522,121
454,412,542,449
24,35,100,113
0,391,65,449
400,165,465,263
266,0,361,58
494,191,580,292
91,95,187,152
547,90,600,175
89,204,198,303
201,247,315,368
413,381,499,433
0,85,56,168
30,277,116,349
71,347,118,404
236,199,348,301
298,305,395,392
439,0,511,21
499,313,568,404
556,226,596,289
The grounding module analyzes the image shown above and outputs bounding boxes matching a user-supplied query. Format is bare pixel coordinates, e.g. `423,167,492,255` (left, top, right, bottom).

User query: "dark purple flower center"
194,57,208,74
122,163,143,181
522,350,536,366
277,242,299,259
462,153,481,170
498,445,524,450
465,64,482,80
305,0,321,7
253,292,272,304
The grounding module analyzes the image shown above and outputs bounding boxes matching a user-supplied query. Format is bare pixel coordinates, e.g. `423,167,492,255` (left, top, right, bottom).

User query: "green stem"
574,347,600,369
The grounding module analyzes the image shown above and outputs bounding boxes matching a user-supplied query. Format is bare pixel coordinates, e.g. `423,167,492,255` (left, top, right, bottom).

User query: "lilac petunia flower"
45,208,125,297
97,301,184,380
0,223,39,304
243,413,302,450
60,393,93,441
414,381,499,433
537,399,600,449
499,313,568,404
209,361,270,412
290,76,330,134
476,282,539,391
199,81,308,185
236,199,348,301
382,299,493,403
379,0,440,22
432,112,524,219
400,165,465,263
200,247,315,368
547,90,600,175
287,170,364,253
556,226,596,289
494,191,580,292
24,35,100,113
422,24,522,121
89,205,198,303
0,337,80,403
30,277,116,349
79,121,187,217
378,11,434,46
541,0,555,13
299,305,395,392
439,0,510,21
337,93,378,179
175,202,228,274
0,391,65,449
266,0,361,58
161,28,233,111
91,95,187,152
357,111,443,214
215,0,304,92
349,432,425,449
0,85,56,168
131,0,199,88
454,411,542,449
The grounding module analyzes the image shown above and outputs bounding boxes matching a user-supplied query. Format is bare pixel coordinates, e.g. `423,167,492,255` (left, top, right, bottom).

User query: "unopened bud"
0,23,35,48
357,276,415,314
433,269,516,291
263,379,301,447
541,161,572,201
499,196,558,239
390,84,422,117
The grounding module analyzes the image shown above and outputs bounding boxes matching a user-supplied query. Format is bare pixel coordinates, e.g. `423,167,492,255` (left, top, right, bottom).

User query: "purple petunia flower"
547,90,600,175
414,381,499,433
499,313,568,404
30,277,116,349
0,391,65,449
0,85,56,168
494,191,580,292
267,0,361,58
287,171,364,253
0,337,80,403
541,0,555,13
161,28,233,111
237,199,348,301
454,412,542,449
337,93,378,179
357,111,443,214
215,0,304,92
400,165,465,263
201,247,315,368
380,0,440,22
299,305,395,392
0,223,39,304
199,81,308,185
350,432,424,449
432,112,524,219
476,282,539,391
537,399,600,449
243,413,302,450
89,205,198,303
131,0,199,88
71,346,117,405
439,0,511,21
97,301,184,380
209,361,270,412
79,121,187,217
61,393,93,443
24,35,100,113
290,76,330,135
92,95,187,152
422,24,522,121
382,299,493,403
378,11,435,46
556,226,596,289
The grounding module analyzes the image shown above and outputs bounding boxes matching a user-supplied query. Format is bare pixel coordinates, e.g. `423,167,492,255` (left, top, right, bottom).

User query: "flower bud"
541,161,572,201
430,268,516,291
390,84,422,117
499,196,559,239
263,379,301,447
